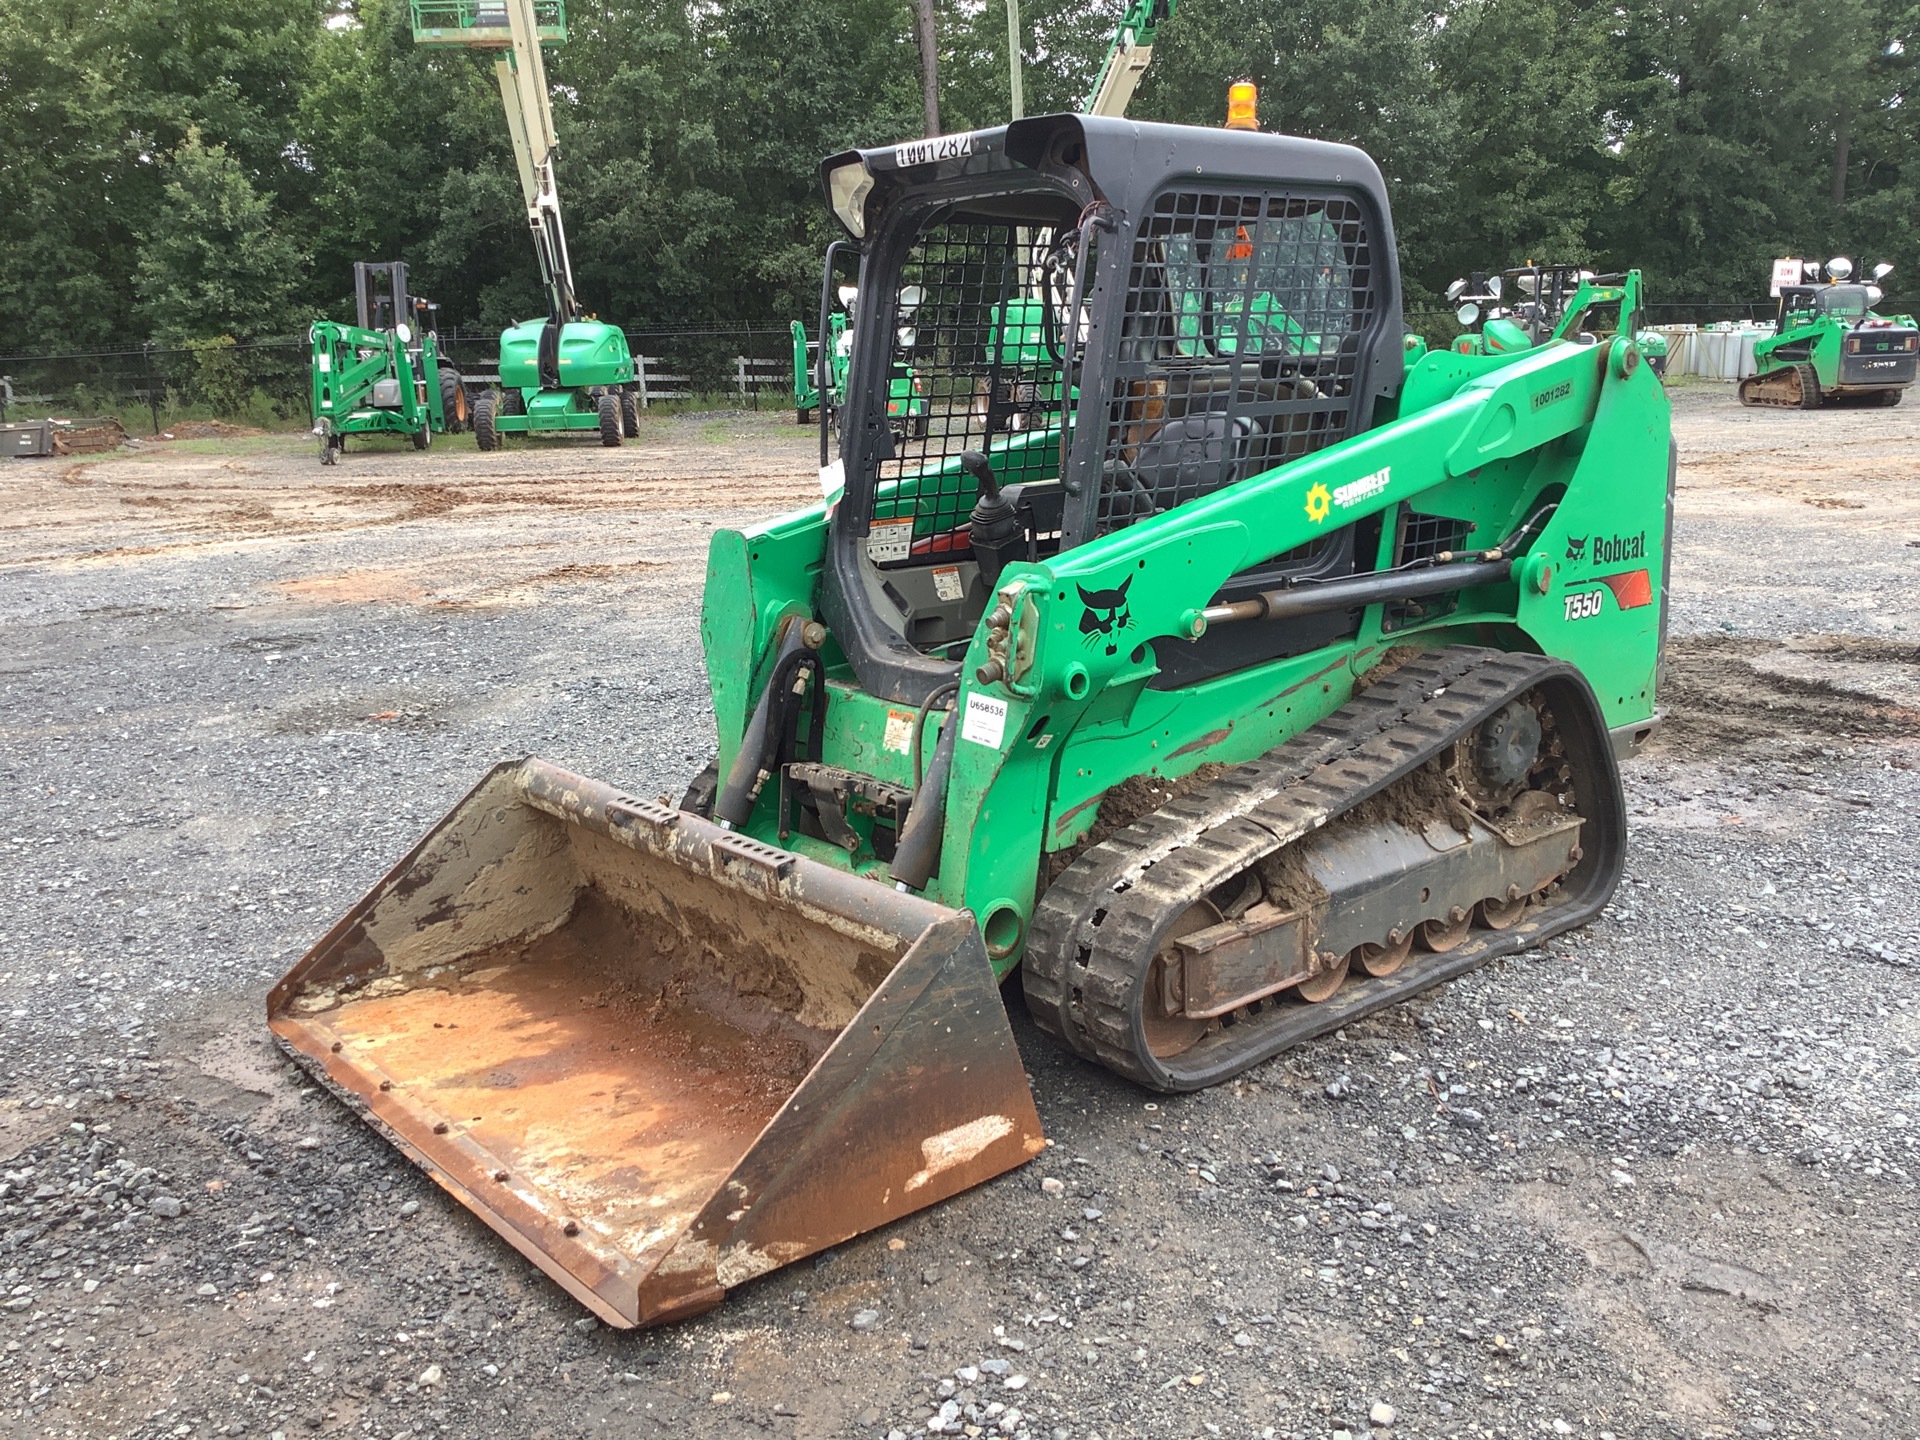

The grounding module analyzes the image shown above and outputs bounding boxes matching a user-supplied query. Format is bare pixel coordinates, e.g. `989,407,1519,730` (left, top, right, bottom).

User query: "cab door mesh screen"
870,219,1071,554
1094,189,1377,536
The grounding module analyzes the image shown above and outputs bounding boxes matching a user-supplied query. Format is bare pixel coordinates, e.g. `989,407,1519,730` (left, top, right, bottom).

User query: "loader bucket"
268,758,1045,1328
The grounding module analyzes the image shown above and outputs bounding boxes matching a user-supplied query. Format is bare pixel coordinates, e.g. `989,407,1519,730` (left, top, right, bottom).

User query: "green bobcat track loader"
308,261,465,464
271,111,1673,1330
1741,256,1917,408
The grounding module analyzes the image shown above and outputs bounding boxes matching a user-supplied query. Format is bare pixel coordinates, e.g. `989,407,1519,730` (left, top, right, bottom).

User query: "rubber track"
1022,646,1624,1092
1737,362,1819,409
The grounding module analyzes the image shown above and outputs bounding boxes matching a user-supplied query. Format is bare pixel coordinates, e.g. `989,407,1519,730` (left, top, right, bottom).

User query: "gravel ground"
1,387,1917,1440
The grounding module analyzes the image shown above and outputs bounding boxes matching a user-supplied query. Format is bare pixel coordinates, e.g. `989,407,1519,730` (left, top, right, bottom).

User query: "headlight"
828,160,874,239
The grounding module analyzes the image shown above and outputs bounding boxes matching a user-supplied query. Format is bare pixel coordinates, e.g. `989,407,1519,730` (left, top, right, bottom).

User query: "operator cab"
816,114,1404,704
1777,283,1875,327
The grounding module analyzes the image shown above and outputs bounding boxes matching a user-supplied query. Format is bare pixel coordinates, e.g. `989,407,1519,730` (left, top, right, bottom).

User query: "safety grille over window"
1385,507,1472,630
1094,188,1378,535
866,213,1079,562
1395,507,1470,567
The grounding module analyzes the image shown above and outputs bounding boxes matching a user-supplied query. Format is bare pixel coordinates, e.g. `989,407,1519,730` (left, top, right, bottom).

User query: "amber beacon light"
1225,81,1259,130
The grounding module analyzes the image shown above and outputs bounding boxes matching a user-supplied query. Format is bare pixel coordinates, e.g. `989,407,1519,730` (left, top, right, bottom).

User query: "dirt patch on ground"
160,420,265,439
529,560,669,583
329,482,465,521
0,414,821,572
270,569,432,605
1656,633,1920,755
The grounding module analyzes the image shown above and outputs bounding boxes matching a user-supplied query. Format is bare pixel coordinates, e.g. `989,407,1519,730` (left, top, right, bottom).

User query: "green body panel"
703,513,830,765
488,391,606,432
498,317,634,391
885,372,928,426
872,427,1061,525
990,299,1050,365
701,272,1671,981
309,321,450,440
791,321,820,412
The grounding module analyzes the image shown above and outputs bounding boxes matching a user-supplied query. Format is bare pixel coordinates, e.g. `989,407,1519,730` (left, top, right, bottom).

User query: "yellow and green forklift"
308,260,466,465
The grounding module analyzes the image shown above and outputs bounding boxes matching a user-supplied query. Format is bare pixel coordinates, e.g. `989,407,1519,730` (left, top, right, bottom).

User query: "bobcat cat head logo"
1564,534,1589,562
1078,576,1133,656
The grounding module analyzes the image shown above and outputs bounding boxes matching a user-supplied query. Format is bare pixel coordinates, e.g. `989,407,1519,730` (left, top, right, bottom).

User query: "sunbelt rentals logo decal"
1305,466,1390,524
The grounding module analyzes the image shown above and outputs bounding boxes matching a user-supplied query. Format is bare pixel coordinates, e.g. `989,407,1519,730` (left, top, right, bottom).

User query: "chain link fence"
0,326,807,433
6,301,1910,431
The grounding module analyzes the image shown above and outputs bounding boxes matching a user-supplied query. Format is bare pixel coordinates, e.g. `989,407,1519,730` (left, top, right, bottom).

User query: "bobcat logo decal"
1078,576,1133,656
1564,534,1589,562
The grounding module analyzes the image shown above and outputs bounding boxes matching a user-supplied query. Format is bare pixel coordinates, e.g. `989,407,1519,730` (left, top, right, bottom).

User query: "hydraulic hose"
891,700,960,891
714,618,812,827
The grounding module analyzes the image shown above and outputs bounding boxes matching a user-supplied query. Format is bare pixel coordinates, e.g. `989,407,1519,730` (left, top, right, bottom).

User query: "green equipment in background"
790,0,1179,448
1741,256,1916,408
790,277,928,436
411,0,638,448
308,261,465,466
1443,263,1671,375
276,105,1675,1330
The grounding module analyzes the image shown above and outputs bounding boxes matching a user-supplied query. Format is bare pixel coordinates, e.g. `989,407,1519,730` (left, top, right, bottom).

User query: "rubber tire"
319,437,337,467
439,367,467,434
1877,388,1904,408
500,388,526,417
472,393,498,452
619,390,639,438
598,391,622,447
411,423,430,450
679,759,719,818
797,406,814,426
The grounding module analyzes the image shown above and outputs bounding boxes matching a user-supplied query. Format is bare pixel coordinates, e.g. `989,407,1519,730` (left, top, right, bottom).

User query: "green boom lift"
1740,256,1916,408
308,261,466,465
274,103,1673,1330
792,0,1179,440
412,0,639,447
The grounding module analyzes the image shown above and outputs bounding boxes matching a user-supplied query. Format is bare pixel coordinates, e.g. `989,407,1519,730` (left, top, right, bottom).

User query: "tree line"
1,0,1914,360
